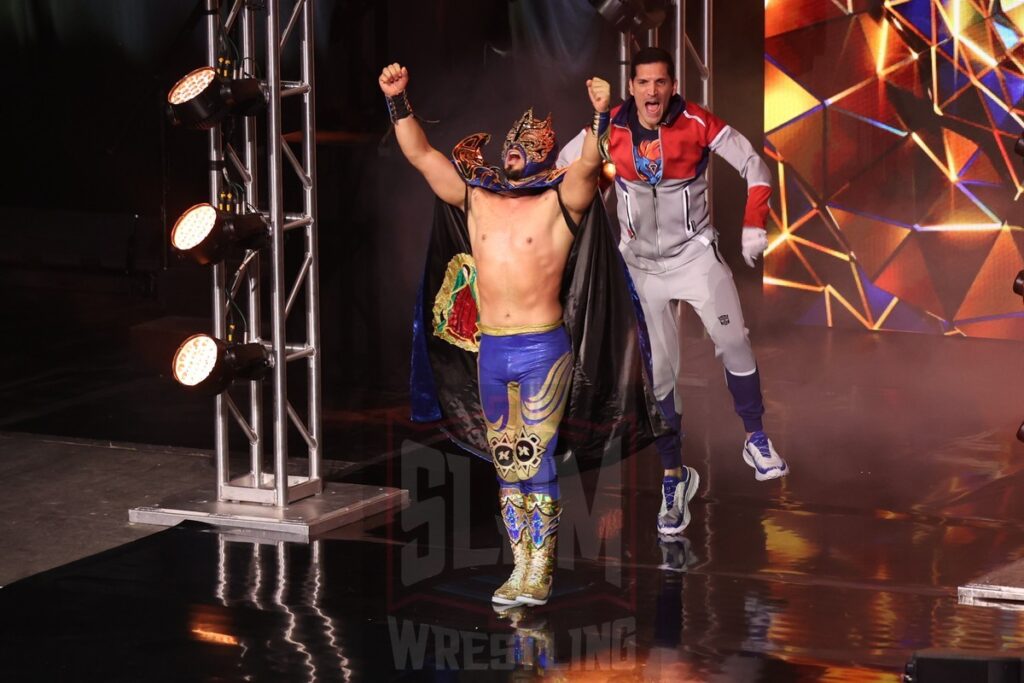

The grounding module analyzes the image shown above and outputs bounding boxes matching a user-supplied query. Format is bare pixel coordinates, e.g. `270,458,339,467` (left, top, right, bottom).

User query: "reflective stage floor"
2,326,1024,681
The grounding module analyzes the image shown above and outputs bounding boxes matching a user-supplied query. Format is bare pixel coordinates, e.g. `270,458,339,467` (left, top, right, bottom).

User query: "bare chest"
468,191,561,256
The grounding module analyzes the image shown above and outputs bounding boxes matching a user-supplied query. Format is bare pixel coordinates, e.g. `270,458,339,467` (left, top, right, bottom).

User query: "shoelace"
508,563,527,585
662,478,680,508
749,431,770,455
507,545,529,584
526,561,549,585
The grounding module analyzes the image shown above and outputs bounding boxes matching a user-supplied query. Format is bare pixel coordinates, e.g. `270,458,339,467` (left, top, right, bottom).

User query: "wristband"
386,91,413,124
592,110,611,162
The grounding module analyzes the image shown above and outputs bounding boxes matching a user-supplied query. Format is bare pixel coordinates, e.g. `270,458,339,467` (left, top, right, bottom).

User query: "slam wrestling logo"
381,412,643,672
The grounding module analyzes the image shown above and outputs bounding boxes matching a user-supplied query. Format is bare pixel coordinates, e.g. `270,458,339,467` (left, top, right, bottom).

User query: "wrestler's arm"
379,63,465,209
560,77,611,222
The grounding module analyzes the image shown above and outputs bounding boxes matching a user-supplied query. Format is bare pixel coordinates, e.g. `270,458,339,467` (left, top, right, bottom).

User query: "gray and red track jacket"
564,96,772,273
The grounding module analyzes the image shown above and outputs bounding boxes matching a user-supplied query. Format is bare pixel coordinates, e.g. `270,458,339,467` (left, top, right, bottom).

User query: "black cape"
410,193,670,468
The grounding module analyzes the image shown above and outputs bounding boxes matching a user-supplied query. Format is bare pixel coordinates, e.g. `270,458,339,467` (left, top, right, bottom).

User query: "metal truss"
132,0,405,536
615,0,712,109
204,0,323,506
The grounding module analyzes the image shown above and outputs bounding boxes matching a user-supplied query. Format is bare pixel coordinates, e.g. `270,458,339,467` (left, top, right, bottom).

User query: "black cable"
226,293,249,340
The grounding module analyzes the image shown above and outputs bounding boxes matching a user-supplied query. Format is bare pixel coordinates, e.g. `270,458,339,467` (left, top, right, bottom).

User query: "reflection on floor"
2,326,1024,680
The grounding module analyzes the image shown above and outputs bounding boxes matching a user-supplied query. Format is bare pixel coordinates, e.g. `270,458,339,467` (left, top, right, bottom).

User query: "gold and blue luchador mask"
500,108,560,178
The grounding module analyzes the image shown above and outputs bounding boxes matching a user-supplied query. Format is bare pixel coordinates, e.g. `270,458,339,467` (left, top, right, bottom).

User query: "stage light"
172,333,271,394
171,203,269,265
602,161,617,181
590,0,667,32
167,66,265,129
1015,133,1024,158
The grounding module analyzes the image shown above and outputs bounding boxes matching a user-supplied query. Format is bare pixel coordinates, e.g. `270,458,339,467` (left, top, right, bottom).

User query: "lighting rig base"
129,480,407,541
958,557,1024,610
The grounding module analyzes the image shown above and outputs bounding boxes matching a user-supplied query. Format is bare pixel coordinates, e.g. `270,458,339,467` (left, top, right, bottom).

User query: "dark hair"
630,47,675,81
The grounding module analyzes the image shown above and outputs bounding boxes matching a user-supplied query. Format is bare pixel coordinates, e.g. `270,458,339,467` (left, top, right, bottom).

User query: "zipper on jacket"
652,185,662,257
653,125,664,256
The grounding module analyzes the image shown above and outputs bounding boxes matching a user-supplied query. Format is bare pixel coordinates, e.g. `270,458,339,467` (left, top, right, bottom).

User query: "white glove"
741,227,769,268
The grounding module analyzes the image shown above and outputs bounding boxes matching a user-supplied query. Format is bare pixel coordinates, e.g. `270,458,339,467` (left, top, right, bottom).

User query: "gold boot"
493,491,530,605
518,493,561,606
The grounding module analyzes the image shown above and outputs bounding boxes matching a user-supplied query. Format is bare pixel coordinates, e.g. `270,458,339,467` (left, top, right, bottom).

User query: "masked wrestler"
383,63,668,606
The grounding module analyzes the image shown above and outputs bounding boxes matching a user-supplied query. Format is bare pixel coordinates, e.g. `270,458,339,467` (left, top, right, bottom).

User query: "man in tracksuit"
560,47,788,536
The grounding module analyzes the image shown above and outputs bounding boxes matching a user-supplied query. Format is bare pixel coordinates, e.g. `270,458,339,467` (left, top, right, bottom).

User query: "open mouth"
644,100,661,117
505,150,523,164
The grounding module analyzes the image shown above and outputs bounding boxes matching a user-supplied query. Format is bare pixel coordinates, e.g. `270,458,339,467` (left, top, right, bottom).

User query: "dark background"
0,0,763,452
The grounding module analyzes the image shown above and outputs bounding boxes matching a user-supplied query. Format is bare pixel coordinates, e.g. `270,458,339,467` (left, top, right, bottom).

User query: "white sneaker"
742,431,789,481
656,466,699,534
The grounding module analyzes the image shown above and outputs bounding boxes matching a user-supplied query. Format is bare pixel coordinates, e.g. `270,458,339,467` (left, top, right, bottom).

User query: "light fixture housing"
171,203,269,265
171,333,271,395
590,0,667,32
167,66,265,129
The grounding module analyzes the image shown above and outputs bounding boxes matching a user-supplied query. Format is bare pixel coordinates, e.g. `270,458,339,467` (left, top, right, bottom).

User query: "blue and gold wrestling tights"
480,322,570,605
477,322,572,498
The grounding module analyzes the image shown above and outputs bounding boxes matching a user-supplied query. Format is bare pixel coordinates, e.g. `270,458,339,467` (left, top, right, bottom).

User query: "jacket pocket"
684,187,696,236
622,189,637,240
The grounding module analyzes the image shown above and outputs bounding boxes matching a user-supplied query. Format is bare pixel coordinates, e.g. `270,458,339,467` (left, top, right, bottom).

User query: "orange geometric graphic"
765,60,820,133
766,1,1024,340
956,229,1024,320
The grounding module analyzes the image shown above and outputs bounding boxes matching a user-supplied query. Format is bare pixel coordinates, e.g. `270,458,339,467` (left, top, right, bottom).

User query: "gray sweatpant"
625,241,757,408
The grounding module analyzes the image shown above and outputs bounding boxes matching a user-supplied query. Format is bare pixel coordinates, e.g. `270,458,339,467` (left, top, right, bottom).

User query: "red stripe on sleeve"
744,184,772,229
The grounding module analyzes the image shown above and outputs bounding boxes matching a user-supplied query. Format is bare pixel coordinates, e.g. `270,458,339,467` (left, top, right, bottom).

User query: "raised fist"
587,77,611,113
379,63,409,97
